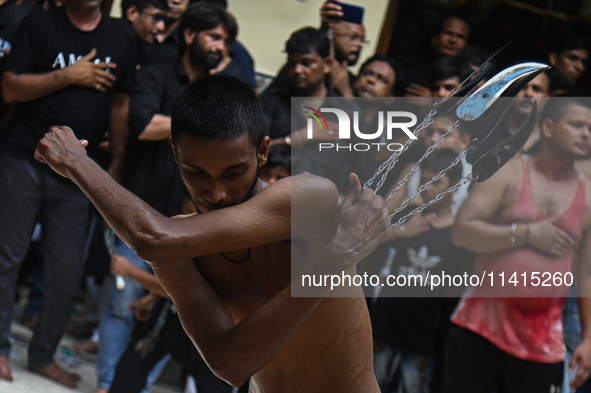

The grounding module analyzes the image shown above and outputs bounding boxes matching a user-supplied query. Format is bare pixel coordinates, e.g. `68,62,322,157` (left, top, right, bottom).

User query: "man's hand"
34,126,88,178
67,48,117,92
130,293,158,322
405,83,433,98
528,216,576,257
320,1,342,28
568,338,591,389
329,60,354,97
321,174,388,272
111,255,133,277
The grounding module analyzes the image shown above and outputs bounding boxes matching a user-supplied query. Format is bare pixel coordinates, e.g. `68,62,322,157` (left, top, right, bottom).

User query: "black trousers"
109,298,235,393
442,324,563,393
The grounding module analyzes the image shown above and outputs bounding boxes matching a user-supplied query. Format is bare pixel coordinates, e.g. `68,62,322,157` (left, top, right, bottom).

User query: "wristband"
510,222,518,247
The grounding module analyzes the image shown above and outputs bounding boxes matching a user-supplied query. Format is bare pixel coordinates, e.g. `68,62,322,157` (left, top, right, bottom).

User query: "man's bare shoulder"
494,154,524,182
471,154,522,195
260,173,339,239
244,173,337,208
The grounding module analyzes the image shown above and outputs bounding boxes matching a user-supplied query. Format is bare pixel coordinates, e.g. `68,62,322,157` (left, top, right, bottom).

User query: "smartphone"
327,1,365,24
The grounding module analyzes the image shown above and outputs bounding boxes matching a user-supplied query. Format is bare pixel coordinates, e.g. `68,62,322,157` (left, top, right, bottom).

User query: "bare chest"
194,241,291,321
499,172,579,220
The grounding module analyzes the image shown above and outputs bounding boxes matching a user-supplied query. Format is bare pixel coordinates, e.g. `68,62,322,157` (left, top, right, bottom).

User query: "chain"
389,173,478,228
387,145,474,223
384,118,462,206
363,108,438,193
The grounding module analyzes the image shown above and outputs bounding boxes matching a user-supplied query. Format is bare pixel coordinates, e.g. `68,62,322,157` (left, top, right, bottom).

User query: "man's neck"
293,83,328,98
509,111,528,134
532,148,576,181
182,53,208,82
65,4,102,32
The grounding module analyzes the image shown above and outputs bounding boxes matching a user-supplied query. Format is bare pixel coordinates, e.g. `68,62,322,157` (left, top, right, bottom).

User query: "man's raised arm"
151,174,388,387
453,158,576,256
34,126,338,264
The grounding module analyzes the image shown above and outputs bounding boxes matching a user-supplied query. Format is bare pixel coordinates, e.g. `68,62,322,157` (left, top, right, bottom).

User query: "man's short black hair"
548,31,589,54
541,97,591,124
358,54,403,94
421,148,463,186
432,11,472,37
121,0,166,15
265,144,291,172
178,2,238,51
430,56,472,88
190,0,227,9
171,75,265,148
285,27,330,59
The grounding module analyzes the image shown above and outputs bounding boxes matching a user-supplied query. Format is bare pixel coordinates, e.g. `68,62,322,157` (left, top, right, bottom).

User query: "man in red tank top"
446,97,591,392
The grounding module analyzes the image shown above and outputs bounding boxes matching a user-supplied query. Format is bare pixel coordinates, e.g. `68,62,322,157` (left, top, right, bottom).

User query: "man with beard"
319,1,366,96
88,3,236,393
507,72,550,154
472,72,550,159
446,97,591,393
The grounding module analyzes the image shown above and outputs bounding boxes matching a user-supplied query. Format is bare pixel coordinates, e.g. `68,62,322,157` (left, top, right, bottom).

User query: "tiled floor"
1,317,182,393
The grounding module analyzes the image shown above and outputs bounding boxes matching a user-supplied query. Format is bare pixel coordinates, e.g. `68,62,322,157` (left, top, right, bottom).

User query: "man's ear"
257,136,271,167
431,34,438,50
125,5,139,23
548,52,558,68
460,133,471,151
184,28,196,46
541,117,554,139
323,56,334,75
168,135,179,164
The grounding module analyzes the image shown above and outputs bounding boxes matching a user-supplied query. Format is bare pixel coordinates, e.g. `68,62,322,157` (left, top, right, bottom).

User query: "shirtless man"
34,75,386,392
447,97,591,392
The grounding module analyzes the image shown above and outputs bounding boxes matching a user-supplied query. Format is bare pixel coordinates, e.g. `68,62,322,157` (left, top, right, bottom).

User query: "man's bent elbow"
207,356,250,388
133,230,171,264
1,75,18,104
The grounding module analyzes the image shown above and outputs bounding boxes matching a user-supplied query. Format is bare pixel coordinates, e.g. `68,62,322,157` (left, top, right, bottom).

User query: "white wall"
111,0,391,76
228,0,390,76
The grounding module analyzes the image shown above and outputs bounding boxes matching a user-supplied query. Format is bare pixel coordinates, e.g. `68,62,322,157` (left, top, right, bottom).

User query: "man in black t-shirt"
371,149,475,392
122,0,180,67
0,0,135,386
93,4,236,393
260,27,365,194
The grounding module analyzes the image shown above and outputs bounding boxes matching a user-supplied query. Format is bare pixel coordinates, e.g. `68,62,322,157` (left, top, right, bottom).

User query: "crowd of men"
0,0,591,393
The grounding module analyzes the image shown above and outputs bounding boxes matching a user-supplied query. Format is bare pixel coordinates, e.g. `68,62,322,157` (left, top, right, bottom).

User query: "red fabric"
452,157,587,362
